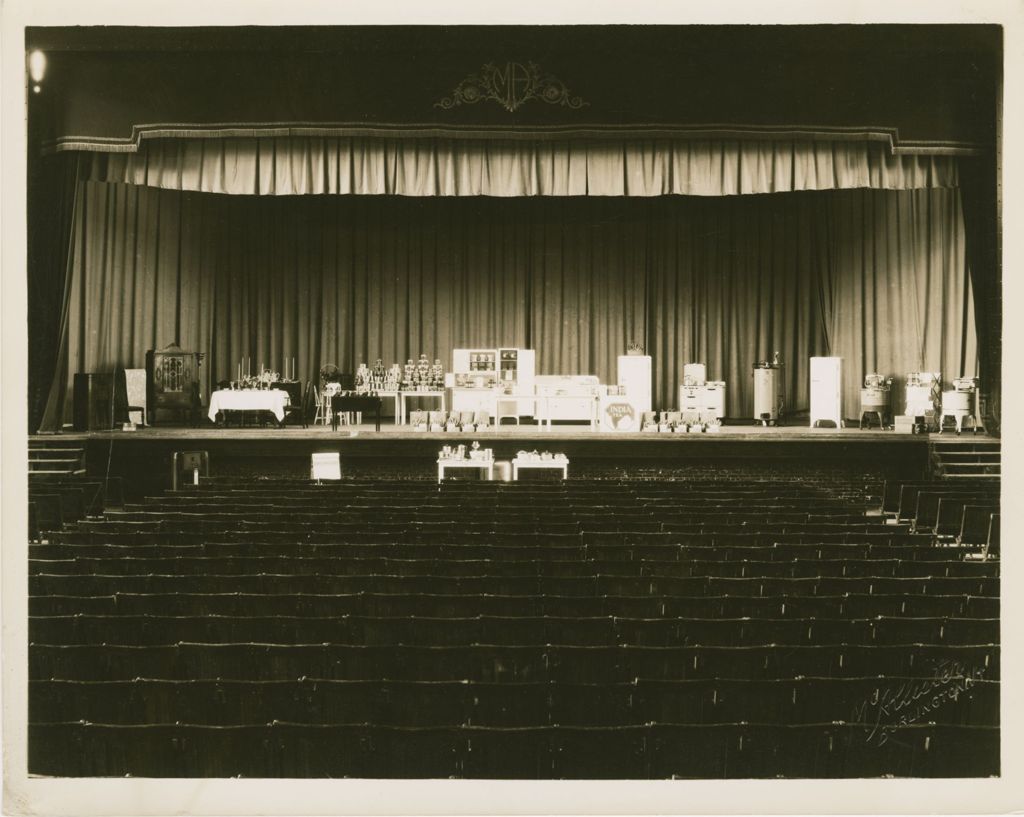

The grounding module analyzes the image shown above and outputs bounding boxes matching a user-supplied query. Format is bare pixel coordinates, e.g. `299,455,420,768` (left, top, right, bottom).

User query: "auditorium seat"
28,475,999,778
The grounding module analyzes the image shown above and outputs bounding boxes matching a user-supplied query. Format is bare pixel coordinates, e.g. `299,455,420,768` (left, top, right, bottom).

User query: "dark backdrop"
27,25,999,152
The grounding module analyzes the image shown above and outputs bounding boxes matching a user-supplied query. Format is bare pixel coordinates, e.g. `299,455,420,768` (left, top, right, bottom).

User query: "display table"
401,390,446,425
535,394,598,430
374,390,401,423
512,455,569,481
330,394,383,432
534,376,600,430
437,457,494,483
208,389,290,425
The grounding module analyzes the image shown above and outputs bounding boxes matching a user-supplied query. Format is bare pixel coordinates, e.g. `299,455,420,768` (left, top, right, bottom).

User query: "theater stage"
33,423,997,501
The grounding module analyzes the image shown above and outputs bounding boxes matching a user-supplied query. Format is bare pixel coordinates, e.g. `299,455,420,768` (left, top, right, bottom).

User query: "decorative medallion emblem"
434,62,588,113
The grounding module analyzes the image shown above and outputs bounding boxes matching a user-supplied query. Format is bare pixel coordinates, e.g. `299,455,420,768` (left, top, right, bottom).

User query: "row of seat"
27,721,998,779
27,555,999,579
29,676,998,727
194,475,840,489
28,573,1000,597
105,511,880,532
45,530,939,547
144,494,867,510
72,520,900,537
28,613,999,646
28,540,974,562
30,591,1000,619
29,642,1000,682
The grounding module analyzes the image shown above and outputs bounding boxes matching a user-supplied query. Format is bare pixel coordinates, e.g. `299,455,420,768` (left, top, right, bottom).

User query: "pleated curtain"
45,182,976,424
84,136,959,197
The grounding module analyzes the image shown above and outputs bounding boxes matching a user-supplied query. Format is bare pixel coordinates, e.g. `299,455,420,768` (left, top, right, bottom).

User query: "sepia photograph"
2,1,1020,813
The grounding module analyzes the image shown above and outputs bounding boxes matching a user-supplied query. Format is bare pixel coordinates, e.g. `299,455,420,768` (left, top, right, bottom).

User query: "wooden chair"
282,381,312,428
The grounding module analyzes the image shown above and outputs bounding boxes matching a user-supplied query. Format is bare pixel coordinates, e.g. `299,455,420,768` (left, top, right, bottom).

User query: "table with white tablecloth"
208,389,290,423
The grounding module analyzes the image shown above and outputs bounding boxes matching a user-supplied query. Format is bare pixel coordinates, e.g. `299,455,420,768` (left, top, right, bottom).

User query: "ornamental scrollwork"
434,62,588,113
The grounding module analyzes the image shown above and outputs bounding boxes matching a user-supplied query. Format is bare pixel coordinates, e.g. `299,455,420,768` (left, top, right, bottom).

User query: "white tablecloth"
208,389,290,422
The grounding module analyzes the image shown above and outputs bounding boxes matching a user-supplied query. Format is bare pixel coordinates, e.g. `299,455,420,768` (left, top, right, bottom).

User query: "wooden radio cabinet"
145,343,204,425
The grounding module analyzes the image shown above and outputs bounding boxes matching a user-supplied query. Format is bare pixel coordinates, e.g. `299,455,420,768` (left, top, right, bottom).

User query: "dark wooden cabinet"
72,373,129,431
145,344,204,425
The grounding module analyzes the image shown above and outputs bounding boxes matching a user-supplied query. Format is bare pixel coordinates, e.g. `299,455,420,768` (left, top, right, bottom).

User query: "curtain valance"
83,136,959,197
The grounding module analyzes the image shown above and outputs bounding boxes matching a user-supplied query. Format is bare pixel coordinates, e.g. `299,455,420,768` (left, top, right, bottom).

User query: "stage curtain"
41,182,976,427
83,136,960,197
34,154,86,433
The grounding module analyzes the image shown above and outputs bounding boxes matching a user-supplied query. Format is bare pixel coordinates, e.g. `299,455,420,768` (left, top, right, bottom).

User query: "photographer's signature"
850,659,986,746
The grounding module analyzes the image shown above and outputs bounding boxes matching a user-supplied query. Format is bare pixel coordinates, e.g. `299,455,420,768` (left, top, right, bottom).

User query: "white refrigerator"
617,355,652,414
810,356,842,428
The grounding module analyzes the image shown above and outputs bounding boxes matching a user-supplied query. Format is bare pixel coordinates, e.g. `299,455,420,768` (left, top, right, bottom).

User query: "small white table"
437,458,494,483
511,456,569,481
401,390,446,425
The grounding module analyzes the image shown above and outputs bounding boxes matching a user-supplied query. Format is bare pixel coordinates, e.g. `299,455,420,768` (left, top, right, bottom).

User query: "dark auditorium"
19,21,1003,782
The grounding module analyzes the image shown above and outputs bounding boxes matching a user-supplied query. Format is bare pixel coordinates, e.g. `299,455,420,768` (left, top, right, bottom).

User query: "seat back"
172,451,210,490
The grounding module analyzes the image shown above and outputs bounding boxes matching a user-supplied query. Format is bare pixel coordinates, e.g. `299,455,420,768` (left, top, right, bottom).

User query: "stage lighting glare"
28,50,46,83
32,85,41,94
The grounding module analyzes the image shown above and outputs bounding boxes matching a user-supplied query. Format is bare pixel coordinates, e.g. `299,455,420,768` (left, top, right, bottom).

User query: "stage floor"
31,422,997,500
37,422,996,444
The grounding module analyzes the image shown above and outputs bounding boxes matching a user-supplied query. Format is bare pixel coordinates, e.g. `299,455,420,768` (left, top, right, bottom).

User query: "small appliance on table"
437,442,495,483
511,451,569,481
